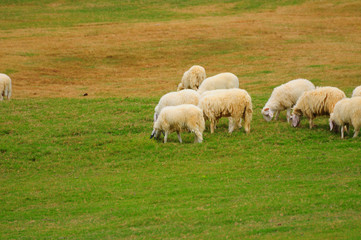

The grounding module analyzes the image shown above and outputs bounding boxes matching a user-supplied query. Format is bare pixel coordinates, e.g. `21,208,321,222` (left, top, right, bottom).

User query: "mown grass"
1,97,360,239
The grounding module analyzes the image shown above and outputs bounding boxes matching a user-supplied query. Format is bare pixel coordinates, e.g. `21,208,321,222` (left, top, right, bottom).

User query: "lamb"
0,73,12,101
177,65,206,91
154,89,200,122
198,88,252,134
197,72,239,95
351,86,361,98
329,97,361,138
290,86,346,129
261,79,315,123
150,104,205,143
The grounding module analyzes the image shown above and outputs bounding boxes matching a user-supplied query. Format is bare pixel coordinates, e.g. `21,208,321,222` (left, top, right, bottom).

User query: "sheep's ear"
268,111,274,118
264,108,269,112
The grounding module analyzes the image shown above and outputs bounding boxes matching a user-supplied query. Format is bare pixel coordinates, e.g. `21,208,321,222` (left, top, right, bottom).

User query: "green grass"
0,0,305,30
1,97,360,239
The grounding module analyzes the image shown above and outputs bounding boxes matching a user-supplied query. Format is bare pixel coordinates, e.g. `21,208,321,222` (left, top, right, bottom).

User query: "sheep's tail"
243,101,253,134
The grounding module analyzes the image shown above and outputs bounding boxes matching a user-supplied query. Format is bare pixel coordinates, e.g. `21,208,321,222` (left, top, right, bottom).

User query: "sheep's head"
177,83,184,91
261,107,274,122
150,129,156,139
150,129,162,139
290,114,301,127
329,114,340,132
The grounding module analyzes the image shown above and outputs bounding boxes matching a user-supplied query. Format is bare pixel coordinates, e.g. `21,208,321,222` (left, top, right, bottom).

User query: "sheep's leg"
177,131,182,143
210,120,216,134
228,118,235,133
353,127,359,138
208,119,218,130
309,118,314,129
7,88,11,100
274,111,280,121
194,130,203,143
341,125,344,139
286,108,291,123
164,131,168,143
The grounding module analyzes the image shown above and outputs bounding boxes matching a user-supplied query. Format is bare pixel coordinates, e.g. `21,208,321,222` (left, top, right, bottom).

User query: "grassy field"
1,0,361,239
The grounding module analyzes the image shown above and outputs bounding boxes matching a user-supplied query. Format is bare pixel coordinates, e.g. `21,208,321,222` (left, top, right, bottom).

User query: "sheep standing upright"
329,97,361,138
0,73,12,101
197,72,239,95
198,88,252,134
351,86,361,98
150,104,205,143
291,87,346,129
177,65,206,91
154,89,200,122
262,79,315,123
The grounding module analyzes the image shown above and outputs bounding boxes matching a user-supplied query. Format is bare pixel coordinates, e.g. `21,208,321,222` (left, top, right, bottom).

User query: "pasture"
1,0,361,239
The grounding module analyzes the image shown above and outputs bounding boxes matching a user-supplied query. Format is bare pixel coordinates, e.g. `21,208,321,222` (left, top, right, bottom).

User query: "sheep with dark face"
150,104,205,143
290,87,346,129
329,97,361,138
261,79,315,123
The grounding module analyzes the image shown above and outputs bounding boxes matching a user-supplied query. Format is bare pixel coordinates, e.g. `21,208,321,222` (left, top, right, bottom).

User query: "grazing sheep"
352,86,361,98
197,72,239,95
177,65,206,91
198,88,252,134
329,97,361,138
262,79,315,123
291,87,346,129
150,104,205,143
0,73,12,101
154,89,200,122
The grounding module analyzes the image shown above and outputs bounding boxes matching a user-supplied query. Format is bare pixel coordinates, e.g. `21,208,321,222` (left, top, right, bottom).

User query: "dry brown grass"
1,1,360,99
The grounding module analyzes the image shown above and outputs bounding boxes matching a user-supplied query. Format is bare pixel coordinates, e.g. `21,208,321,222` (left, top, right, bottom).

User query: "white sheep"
177,65,206,91
154,89,200,122
291,86,346,129
198,88,252,134
261,79,315,123
329,97,361,138
197,72,239,95
150,104,205,143
351,86,361,98
0,73,12,101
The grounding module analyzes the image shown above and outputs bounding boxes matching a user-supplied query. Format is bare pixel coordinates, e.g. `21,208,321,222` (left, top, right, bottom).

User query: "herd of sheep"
1,68,360,141
150,65,361,142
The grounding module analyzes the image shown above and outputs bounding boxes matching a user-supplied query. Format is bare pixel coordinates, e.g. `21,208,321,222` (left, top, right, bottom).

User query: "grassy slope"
0,0,305,29
1,97,360,239
1,0,361,239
